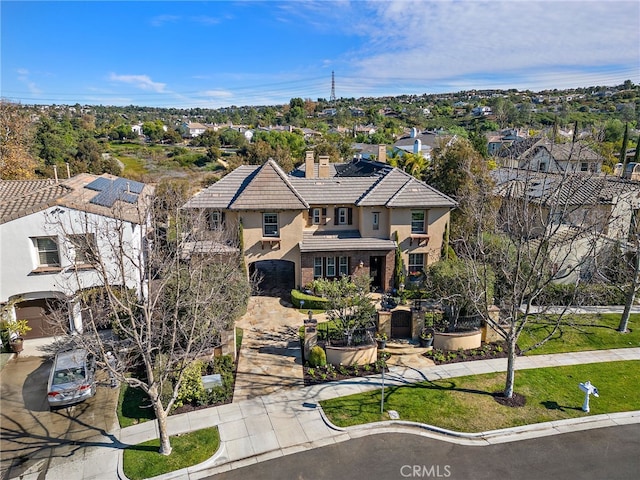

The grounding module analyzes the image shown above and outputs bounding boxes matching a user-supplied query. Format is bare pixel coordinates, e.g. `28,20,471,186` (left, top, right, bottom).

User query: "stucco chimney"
318,155,330,179
53,164,58,183
413,139,422,154
305,151,315,179
377,144,387,163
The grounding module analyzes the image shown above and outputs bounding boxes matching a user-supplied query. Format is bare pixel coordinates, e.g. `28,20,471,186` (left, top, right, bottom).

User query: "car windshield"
52,368,86,385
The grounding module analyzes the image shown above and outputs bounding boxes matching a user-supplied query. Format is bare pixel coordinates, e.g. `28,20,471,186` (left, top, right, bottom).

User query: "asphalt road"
210,425,640,480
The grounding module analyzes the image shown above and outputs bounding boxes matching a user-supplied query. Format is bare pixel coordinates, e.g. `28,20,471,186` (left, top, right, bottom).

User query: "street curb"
317,403,640,445
117,432,227,480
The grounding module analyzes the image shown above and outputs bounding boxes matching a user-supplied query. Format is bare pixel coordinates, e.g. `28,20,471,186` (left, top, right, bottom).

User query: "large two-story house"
183,153,457,292
495,137,605,174
0,173,153,339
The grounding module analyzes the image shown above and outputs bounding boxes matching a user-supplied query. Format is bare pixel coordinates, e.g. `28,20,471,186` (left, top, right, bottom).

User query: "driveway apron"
233,296,308,401
0,351,120,480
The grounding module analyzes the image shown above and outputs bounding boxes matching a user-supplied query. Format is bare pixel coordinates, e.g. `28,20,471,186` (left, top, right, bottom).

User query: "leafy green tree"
190,129,220,148
312,273,376,346
603,119,624,142
219,128,247,148
110,123,137,141
162,128,182,144
142,120,165,143
619,123,629,170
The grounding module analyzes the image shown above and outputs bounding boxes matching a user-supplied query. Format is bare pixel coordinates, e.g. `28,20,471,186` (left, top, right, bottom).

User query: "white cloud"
16,68,42,95
349,0,639,88
109,73,167,92
202,90,234,98
150,15,180,27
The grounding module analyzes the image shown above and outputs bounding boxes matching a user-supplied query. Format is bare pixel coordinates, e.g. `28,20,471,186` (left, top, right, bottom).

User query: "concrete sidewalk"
42,347,638,480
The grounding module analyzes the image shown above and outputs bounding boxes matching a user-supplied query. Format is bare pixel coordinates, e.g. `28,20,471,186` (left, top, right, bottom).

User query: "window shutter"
334,208,338,225
348,208,353,225
322,208,327,225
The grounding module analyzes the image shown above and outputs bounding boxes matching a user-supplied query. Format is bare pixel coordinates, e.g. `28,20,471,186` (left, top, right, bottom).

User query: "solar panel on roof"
85,177,112,192
114,178,144,194
87,176,144,207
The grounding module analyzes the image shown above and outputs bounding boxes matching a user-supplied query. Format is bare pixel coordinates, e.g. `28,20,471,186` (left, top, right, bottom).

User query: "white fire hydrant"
578,381,599,412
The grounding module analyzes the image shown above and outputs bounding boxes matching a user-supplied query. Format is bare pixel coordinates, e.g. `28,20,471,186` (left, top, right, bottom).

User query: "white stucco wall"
0,206,144,304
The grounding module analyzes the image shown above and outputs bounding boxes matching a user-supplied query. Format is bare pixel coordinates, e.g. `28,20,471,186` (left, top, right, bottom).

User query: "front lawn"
122,427,219,480
117,382,155,428
321,360,640,432
519,313,640,355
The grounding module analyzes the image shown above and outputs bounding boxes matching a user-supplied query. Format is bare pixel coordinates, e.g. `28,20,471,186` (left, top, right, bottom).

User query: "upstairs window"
263,213,279,237
69,234,97,265
32,237,60,267
335,207,353,225
312,208,321,225
207,211,225,230
372,212,380,230
411,210,426,233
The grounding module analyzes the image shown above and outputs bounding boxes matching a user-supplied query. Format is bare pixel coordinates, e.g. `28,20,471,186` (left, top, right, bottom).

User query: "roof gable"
229,159,308,210
358,168,456,208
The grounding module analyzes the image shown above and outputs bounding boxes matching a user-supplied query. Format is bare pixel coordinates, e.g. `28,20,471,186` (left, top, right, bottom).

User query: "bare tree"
0,100,38,179
452,164,618,399
593,209,640,333
49,181,250,455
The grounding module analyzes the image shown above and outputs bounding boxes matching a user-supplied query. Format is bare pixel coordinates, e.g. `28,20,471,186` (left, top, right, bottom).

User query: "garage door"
249,260,295,297
15,299,66,339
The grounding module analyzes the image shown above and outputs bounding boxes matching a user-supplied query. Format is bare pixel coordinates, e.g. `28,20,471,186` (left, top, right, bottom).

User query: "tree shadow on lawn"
387,379,497,398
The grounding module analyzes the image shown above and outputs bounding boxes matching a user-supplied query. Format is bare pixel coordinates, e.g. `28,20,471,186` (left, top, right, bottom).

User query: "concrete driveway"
0,348,120,480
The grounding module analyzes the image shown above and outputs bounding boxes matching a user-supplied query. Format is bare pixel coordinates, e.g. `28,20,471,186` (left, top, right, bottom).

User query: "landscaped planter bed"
424,341,520,365
303,358,388,386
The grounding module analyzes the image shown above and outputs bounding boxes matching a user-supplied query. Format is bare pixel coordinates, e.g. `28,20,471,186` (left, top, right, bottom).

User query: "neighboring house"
131,124,144,136
493,168,640,282
183,154,457,292
472,106,492,116
180,122,207,138
495,138,605,173
393,129,447,160
486,128,527,156
0,174,153,339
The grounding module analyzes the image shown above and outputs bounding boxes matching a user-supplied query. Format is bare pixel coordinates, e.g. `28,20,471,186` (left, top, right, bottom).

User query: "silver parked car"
47,349,96,409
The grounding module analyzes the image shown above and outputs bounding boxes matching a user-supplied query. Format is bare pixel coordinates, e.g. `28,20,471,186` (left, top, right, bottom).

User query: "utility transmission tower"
330,71,336,103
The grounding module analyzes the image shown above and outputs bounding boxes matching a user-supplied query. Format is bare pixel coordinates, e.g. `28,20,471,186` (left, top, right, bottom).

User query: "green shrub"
174,361,205,409
308,345,327,367
290,289,330,310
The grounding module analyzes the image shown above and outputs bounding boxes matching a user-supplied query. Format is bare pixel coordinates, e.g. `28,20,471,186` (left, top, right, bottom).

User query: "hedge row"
290,289,330,310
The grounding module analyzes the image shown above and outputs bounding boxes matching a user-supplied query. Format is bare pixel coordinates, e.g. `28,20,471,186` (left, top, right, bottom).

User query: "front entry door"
369,256,383,290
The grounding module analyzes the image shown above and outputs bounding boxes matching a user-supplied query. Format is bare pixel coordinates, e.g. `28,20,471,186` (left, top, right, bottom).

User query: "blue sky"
2,0,639,108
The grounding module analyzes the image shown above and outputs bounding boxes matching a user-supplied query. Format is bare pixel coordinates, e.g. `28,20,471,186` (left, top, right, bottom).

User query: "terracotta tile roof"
229,160,308,210
186,158,456,211
492,168,637,206
300,230,396,252
0,173,153,224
